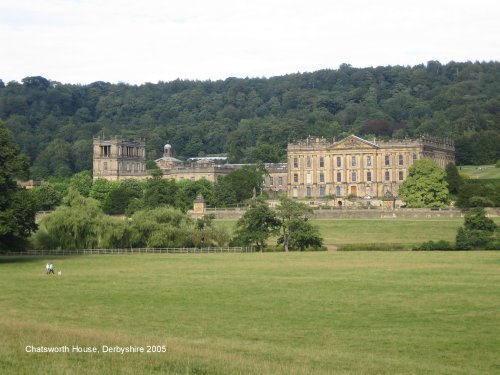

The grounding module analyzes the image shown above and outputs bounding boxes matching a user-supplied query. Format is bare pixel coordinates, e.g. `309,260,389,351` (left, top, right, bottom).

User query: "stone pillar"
193,194,206,217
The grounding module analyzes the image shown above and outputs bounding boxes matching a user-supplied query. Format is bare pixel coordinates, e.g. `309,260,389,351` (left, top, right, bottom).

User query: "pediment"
331,135,378,150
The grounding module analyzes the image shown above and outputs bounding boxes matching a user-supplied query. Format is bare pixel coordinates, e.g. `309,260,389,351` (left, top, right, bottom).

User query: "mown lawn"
1,252,499,374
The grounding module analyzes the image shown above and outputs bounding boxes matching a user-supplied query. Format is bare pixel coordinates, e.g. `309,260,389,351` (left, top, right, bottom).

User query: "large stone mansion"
93,134,455,199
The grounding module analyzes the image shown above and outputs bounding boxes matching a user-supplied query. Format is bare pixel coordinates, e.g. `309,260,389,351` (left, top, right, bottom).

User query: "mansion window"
412,153,417,162
336,186,341,196
399,171,404,180
319,186,326,197
351,156,357,167
293,158,299,168
337,172,342,182
385,171,390,181
336,157,341,167
367,155,372,166
293,187,298,197
269,176,274,186
103,161,108,171
306,173,312,184
278,176,283,186
293,173,299,183
399,154,404,165
367,171,372,182
351,171,357,182
306,187,312,197
385,155,390,166
101,145,111,157
319,157,325,168
306,156,312,168
319,172,325,183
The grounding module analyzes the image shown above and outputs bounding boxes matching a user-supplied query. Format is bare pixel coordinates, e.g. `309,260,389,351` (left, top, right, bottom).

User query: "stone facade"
93,139,245,183
282,134,455,199
262,163,288,198
92,134,455,202
92,137,147,180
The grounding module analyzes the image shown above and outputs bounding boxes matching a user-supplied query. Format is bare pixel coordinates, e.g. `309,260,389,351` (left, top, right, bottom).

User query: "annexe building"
93,137,245,183
92,136,147,180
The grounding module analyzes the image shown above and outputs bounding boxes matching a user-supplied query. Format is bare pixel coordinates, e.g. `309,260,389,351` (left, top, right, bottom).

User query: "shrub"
414,240,454,251
485,240,500,250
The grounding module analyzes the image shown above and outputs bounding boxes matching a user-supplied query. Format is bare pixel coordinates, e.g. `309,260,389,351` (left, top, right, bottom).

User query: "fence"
3,247,255,256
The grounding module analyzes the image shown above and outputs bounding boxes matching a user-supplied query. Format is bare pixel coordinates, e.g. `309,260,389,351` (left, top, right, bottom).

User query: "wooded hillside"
1,61,499,179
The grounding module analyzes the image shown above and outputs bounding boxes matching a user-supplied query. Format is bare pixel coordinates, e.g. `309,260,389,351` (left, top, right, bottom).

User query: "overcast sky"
1,0,499,85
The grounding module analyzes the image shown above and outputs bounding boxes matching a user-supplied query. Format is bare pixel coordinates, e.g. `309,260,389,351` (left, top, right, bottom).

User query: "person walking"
45,263,50,275
48,263,55,275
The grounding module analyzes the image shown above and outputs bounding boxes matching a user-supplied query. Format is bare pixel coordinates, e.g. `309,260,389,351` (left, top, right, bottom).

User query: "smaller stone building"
262,163,288,198
155,144,183,170
92,136,147,180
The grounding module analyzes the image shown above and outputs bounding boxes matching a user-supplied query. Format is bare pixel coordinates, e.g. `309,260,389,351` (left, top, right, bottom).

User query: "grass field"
459,165,500,179
219,217,500,249
1,252,499,374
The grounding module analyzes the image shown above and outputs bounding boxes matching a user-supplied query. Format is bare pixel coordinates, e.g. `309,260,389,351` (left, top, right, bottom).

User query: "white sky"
1,0,499,85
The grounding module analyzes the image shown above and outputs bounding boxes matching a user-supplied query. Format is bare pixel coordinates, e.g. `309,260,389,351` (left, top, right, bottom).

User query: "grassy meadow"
219,217,500,249
459,164,500,179
1,252,499,374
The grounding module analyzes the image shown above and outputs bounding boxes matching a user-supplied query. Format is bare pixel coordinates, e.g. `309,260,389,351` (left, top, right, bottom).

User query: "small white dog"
57,271,62,276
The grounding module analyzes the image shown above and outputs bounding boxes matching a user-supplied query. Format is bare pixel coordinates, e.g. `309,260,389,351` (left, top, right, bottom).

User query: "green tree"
102,179,144,215
130,206,192,247
33,189,103,249
31,139,74,179
0,122,37,250
89,178,114,204
455,208,497,250
275,196,319,251
102,185,133,215
456,181,500,208
445,162,463,196
69,170,93,197
143,175,177,208
286,219,323,251
30,183,62,211
233,199,281,251
398,159,449,207
214,165,265,206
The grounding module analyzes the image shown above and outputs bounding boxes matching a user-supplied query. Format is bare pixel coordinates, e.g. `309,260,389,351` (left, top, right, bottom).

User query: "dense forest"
1,61,499,179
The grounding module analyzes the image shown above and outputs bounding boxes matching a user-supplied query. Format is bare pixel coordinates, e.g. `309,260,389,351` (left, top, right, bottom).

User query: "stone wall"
202,207,500,220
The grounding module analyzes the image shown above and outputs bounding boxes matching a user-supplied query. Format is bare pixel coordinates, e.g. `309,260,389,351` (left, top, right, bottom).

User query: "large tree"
445,162,463,196
233,199,281,251
398,159,449,208
275,196,322,251
455,208,498,250
0,122,37,250
214,165,265,206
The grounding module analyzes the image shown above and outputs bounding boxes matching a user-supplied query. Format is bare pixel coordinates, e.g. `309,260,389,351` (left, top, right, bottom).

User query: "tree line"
1,61,499,180
30,165,265,214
